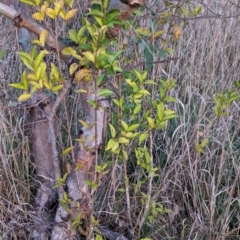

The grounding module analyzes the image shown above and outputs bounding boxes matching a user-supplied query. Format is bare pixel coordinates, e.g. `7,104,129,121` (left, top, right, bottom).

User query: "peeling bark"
29,94,57,240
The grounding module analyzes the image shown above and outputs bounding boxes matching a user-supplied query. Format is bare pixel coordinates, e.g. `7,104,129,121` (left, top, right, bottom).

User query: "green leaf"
144,43,154,70
138,89,150,95
133,104,141,114
87,9,104,17
163,115,178,120
36,62,47,79
77,26,87,40
62,47,77,55
69,29,78,43
157,104,164,122
87,99,97,108
108,123,116,138
98,88,114,97
9,83,27,90
95,234,103,240
121,121,128,131
164,109,175,115
97,74,106,86
105,9,120,24
0,50,4,60
18,93,31,102
33,50,47,70
50,63,60,80
139,132,148,143
108,50,123,64
17,51,32,61
62,146,74,155
147,117,155,129
19,0,36,6
192,6,202,16
112,99,119,106
20,57,34,71
82,51,95,62
22,70,28,89
52,84,63,93
106,138,116,151
127,124,139,132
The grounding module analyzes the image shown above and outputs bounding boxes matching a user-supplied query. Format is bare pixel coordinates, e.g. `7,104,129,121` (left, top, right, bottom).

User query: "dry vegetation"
1,0,240,239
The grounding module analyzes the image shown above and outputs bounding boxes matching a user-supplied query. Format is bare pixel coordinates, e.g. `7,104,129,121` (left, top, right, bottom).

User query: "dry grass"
1,0,240,239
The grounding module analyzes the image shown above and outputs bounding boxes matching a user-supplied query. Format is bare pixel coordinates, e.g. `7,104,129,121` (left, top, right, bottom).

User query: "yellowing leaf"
79,119,88,128
98,89,114,97
27,73,38,81
34,0,41,6
45,8,56,19
52,85,63,93
150,29,164,40
18,93,31,102
54,0,64,15
9,83,26,90
61,47,76,55
69,63,79,75
74,69,91,82
76,88,87,93
65,9,77,20
108,123,116,138
136,27,151,37
118,137,129,144
34,50,47,70
82,51,95,63
40,30,48,47
127,124,139,131
121,122,128,133
19,0,35,6
147,117,155,129
62,146,74,155
173,24,181,41
66,0,75,8
32,12,44,21
22,70,28,89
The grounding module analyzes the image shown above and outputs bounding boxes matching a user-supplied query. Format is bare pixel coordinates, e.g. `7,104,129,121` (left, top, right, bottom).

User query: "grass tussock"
1,0,240,239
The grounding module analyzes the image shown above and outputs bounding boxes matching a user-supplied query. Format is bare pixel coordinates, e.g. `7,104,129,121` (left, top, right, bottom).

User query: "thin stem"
117,71,132,225
137,130,153,236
